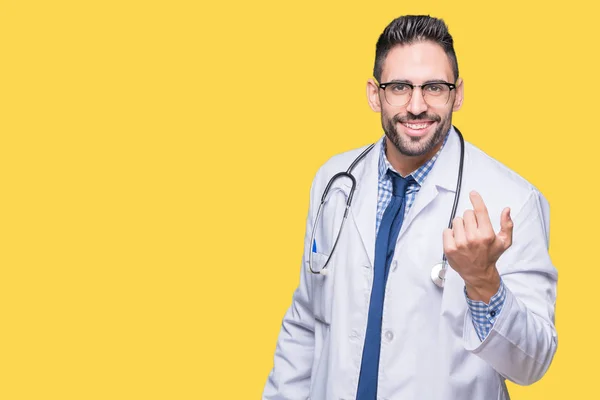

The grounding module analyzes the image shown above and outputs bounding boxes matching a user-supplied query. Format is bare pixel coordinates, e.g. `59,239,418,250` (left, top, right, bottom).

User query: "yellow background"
0,0,596,398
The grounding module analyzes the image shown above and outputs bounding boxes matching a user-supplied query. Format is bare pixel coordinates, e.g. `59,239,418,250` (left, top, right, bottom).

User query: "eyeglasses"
378,81,456,107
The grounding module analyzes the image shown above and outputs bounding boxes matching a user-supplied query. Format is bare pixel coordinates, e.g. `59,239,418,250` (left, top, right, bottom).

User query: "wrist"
464,266,501,303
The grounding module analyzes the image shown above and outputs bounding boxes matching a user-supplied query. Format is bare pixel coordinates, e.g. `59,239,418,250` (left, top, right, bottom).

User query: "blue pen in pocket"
312,239,317,253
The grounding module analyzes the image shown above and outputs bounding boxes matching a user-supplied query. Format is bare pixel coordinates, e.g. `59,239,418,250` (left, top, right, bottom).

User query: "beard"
382,110,452,157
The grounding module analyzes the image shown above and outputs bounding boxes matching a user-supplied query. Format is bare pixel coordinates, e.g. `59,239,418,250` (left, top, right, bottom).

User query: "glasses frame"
378,81,457,107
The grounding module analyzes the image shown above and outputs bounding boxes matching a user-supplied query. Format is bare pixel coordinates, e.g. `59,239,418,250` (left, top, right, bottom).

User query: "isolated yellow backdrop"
0,0,596,398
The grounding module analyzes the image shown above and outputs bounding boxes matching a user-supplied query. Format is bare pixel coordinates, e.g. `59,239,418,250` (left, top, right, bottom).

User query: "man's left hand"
442,191,513,303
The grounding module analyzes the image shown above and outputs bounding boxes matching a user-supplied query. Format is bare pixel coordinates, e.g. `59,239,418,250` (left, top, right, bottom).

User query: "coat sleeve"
462,188,558,385
262,174,320,399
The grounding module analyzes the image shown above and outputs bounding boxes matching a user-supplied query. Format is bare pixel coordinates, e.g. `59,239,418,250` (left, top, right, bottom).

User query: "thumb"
497,207,513,249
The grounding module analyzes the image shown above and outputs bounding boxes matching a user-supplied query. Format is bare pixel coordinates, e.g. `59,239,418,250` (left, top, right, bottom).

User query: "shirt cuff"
464,280,507,341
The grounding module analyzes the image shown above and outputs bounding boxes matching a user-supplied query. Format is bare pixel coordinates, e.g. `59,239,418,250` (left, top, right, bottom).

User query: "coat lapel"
345,138,382,267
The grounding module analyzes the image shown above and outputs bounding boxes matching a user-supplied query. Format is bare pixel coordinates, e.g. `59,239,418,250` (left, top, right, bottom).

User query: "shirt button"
490,310,496,317
391,260,398,271
349,330,360,340
385,331,394,341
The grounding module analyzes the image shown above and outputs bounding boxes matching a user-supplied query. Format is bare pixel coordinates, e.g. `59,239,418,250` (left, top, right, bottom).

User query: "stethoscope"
308,126,465,288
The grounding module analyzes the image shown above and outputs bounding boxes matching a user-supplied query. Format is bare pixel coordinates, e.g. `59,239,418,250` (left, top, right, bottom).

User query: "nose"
406,87,428,115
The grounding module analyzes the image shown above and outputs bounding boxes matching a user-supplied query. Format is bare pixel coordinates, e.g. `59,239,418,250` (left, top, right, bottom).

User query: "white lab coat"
263,128,558,400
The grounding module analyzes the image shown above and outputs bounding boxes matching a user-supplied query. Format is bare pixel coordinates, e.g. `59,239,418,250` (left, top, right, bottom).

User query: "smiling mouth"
401,121,434,130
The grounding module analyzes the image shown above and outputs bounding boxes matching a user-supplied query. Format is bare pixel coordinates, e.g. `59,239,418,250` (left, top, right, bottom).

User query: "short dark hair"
373,15,459,82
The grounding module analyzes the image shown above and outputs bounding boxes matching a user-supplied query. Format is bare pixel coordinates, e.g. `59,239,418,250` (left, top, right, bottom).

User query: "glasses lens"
422,83,451,107
383,83,412,107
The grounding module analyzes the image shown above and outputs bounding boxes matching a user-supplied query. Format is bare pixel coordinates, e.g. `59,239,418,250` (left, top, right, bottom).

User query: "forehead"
380,41,454,83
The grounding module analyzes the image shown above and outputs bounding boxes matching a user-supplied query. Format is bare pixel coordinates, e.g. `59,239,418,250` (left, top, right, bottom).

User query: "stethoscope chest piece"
431,262,446,288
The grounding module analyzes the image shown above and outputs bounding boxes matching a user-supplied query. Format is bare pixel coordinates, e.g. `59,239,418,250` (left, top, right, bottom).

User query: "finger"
469,191,494,236
451,217,467,247
497,207,513,249
463,210,477,241
442,228,455,253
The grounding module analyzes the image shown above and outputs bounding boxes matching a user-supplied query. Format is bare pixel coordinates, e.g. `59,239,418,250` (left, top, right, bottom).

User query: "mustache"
393,112,441,124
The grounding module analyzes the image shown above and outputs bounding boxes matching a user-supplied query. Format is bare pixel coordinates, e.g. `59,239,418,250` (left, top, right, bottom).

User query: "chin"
395,133,440,157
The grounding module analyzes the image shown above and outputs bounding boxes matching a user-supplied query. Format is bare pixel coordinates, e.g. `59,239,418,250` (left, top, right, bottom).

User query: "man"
263,15,557,400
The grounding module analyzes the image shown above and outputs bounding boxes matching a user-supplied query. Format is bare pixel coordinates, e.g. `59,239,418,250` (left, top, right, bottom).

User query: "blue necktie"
356,171,415,400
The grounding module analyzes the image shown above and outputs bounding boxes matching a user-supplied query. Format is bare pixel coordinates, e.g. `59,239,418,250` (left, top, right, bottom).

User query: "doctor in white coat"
263,15,558,400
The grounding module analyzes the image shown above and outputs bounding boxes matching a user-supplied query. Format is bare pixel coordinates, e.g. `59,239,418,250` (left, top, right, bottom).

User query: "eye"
424,84,444,93
388,83,410,93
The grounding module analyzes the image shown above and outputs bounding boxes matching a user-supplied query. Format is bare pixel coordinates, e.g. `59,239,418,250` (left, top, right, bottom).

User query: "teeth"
404,122,429,129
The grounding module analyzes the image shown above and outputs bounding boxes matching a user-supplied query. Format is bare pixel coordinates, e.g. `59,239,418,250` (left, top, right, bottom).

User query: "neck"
385,137,444,177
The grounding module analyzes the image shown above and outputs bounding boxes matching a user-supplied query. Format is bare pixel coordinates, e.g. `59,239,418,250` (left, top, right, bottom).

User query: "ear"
452,78,464,111
367,79,382,112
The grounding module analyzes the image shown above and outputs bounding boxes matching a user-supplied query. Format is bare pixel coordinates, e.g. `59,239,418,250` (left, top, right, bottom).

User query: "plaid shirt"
376,131,505,341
